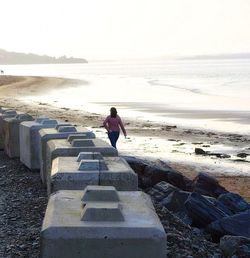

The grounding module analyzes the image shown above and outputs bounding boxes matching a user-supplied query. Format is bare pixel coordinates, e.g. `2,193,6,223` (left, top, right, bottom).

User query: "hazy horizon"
1,0,250,59
2,47,250,62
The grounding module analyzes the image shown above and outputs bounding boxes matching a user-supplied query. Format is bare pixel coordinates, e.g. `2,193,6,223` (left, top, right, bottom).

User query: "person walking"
103,107,127,149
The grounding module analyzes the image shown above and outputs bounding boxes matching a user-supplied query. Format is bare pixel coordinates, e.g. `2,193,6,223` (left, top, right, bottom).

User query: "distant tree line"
0,49,87,64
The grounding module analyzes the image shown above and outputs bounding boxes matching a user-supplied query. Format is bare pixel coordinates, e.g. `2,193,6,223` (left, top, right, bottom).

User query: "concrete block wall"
43,137,118,186
39,125,95,183
20,118,59,170
0,106,166,258
48,152,138,194
0,110,18,149
41,186,166,258
3,114,34,158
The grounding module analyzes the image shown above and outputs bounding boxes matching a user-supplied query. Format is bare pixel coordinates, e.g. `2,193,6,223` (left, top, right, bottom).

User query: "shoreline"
0,75,249,201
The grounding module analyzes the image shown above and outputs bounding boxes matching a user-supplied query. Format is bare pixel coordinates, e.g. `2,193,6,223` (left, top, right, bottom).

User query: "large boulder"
185,192,228,228
192,172,228,198
218,192,250,214
152,159,193,191
195,148,206,155
147,181,178,202
143,164,191,190
208,210,250,239
123,156,193,190
161,190,192,225
209,198,234,216
123,156,148,175
220,235,250,257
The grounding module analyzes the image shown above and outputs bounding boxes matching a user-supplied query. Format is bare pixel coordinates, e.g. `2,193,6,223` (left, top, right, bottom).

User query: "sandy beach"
0,75,249,201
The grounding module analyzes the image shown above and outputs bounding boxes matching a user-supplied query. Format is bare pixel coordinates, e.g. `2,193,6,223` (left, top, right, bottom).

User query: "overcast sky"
1,0,250,59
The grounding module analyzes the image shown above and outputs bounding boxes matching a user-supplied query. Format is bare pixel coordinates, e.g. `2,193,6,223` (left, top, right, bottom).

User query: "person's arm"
103,116,110,132
119,117,127,137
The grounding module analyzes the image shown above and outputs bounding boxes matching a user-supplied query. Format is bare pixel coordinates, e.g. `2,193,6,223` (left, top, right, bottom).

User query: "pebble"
0,151,47,258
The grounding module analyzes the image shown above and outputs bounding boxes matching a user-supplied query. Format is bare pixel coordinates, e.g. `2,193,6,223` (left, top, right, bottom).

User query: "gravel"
153,202,224,257
0,150,47,258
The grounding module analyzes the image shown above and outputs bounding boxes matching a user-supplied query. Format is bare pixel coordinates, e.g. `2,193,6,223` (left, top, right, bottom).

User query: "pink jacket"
103,115,127,136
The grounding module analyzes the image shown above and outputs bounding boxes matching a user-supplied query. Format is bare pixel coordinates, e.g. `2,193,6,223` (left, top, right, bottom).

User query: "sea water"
2,58,250,134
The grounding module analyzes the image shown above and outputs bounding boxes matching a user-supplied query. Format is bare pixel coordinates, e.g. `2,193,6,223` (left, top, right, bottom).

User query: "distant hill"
181,53,250,60
0,49,87,64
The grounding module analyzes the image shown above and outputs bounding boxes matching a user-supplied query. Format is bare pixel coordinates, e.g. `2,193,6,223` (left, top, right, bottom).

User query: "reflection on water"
3,58,250,134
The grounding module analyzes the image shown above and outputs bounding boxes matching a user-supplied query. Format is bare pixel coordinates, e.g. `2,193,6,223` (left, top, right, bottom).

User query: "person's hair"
110,107,117,118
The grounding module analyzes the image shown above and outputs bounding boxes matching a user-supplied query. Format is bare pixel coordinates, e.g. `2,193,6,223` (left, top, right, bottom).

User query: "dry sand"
0,75,249,201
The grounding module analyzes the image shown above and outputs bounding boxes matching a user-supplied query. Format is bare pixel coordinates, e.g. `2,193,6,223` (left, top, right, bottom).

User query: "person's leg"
113,131,120,148
108,132,115,148
108,131,120,148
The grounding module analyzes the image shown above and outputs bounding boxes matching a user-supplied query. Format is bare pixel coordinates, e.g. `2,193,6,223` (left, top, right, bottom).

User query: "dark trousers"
108,131,120,149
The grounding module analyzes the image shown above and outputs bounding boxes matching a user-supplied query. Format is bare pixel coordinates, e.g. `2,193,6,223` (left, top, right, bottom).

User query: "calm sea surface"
2,59,250,133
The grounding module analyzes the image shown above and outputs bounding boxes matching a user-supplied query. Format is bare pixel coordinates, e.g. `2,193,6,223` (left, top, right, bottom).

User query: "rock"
233,159,250,163
208,153,231,159
147,181,178,202
142,165,170,187
195,148,206,155
233,244,250,257
154,159,193,191
220,235,250,257
124,156,193,190
192,227,203,236
122,156,148,174
192,172,228,198
161,190,190,212
195,148,231,158
208,210,250,239
161,190,192,225
161,125,177,131
209,198,234,216
237,153,249,158
0,149,47,258
185,192,228,228
122,156,149,187
218,192,250,214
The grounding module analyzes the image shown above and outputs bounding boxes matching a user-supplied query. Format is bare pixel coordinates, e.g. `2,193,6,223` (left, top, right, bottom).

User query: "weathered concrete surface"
48,153,138,194
44,137,118,186
41,186,166,258
19,119,59,170
39,126,95,183
0,110,17,149
0,107,12,114
49,157,99,195
3,114,34,158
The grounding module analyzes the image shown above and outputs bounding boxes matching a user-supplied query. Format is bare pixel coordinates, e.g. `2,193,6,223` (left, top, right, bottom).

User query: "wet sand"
0,75,249,201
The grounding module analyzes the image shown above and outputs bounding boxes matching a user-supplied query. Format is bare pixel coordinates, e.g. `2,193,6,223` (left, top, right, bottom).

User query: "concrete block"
57,126,77,133
77,152,103,161
0,107,13,114
72,139,95,147
41,186,166,258
81,185,120,202
80,202,124,221
41,119,58,125
19,119,59,170
3,114,34,158
39,126,95,183
98,157,138,191
35,117,49,123
48,153,138,194
0,110,18,149
2,110,17,116
67,134,93,144
44,138,118,187
55,123,72,130
78,160,100,170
